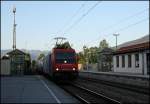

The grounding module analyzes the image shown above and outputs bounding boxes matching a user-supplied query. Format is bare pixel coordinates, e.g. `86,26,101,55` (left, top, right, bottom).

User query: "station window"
128,55,132,68
135,54,139,67
116,56,119,67
122,55,125,68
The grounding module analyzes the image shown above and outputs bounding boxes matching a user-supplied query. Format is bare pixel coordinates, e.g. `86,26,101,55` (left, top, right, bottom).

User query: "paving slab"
1,75,79,103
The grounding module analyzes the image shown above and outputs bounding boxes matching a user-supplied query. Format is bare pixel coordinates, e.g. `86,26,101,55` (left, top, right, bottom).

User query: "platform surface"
1,75,79,103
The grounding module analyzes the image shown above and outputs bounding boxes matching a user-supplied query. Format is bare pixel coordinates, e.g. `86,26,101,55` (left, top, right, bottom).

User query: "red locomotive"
38,37,78,80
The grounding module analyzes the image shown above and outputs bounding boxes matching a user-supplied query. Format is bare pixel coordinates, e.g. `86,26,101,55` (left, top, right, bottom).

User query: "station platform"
79,70,149,88
80,70,149,79
1,75,79,103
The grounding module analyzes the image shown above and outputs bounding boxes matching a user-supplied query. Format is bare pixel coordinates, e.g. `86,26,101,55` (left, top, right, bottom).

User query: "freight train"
37,38,79,80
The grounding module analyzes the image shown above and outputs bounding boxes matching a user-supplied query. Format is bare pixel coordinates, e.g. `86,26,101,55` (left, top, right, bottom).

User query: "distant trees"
77,39,110,64
89,47,99,63
98,39,109,61
37,53,45,60
31,60,37,73
99,39,109,51
24,53,31,74
77,52,86,65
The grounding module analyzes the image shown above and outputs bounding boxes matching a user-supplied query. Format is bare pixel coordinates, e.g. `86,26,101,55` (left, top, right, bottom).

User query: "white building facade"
1,59,11,75
113,35,150,75
113,50,149,75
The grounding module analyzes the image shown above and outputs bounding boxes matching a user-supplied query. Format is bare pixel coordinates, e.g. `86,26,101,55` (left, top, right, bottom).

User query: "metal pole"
87,52,91,71
13,6,16,50
113,33,119,50
116,35,117,49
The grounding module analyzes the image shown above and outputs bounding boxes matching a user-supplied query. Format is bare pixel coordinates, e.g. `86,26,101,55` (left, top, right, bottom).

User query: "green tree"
31,60,37,72
25,53,31,74
77,52,86,64
77,39,110,66
37,53,45,60
88,47,99,63
99,39,109,50
81,45,99,64
83,45,89,60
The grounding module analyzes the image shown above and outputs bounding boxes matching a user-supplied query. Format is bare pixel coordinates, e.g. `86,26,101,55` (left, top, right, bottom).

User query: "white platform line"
38,76,61,104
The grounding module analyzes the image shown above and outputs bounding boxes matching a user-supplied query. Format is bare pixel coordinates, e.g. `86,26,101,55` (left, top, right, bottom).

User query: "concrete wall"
78,64,83,70
1,60,11,75
86,63,98,72
79,63,98,72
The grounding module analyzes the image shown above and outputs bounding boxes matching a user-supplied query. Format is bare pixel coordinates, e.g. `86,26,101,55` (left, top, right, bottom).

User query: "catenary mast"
13,6,17,50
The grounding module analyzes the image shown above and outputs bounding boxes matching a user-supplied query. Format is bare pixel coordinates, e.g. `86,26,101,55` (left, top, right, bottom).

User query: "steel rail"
78,77,149,95
60,83,121,104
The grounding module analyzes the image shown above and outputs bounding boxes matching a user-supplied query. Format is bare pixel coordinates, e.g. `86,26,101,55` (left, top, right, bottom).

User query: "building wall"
1,60,11,75
143,50,149,74
113,52,145,74
10,55,25,75
78,64,83,70
89,63,98,71
80,63,98,72
98,54,113,72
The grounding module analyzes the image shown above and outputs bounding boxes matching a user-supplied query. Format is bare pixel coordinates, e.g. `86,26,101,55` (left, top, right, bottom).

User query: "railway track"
43,75,149,103
78,77,149,95
72,77,149,103
59,83,121,104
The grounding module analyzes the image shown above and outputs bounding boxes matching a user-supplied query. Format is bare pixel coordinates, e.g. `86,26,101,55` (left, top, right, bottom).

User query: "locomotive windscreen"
55,52,76,64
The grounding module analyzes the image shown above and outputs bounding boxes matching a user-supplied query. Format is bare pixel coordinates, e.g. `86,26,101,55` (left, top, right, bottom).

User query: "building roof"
114,35,150,54
7,49,26,56
1,55,10,60
99,47,114,54
117,34,149,49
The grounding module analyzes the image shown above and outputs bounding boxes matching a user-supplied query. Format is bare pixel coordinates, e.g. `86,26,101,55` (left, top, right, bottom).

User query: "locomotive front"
52,48,78,79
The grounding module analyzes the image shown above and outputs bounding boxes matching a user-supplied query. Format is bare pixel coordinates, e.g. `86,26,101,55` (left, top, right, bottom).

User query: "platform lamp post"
113,33,119,50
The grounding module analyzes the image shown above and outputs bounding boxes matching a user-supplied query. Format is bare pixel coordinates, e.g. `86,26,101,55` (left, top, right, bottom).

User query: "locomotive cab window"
55,52,76,64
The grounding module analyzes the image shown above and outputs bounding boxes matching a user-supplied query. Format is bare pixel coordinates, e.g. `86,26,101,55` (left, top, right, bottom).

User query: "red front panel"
52,48,78,72
55,64,78,71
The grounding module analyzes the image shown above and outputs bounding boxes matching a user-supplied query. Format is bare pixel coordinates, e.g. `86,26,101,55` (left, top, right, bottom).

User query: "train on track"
37,37,79,80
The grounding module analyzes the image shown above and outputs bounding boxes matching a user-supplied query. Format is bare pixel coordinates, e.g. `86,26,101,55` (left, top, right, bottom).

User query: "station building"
1,49,28,75
1,55,11,75
113,35,150,75
98,47,114,72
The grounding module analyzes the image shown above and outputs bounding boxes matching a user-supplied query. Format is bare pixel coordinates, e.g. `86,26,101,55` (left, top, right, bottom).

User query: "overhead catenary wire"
83,7,149,47
63,1,102,34
57,1,87,35
84,17,149,48
98,8,149,34
104,17,149,38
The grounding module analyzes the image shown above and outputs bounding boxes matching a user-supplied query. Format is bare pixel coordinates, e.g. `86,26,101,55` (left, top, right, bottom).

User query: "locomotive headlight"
64,60,67,63
56,68,59,71
73,68,75,70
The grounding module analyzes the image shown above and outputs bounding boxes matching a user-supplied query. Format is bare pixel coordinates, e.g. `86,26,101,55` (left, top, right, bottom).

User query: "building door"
16,64,24,75
147,53,150,75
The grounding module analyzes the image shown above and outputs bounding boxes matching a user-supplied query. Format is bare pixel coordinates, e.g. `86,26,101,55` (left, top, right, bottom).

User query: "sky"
1,1,149,52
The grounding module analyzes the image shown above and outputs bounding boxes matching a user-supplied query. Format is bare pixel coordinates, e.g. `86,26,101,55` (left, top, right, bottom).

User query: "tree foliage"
25,53,31,69
37,53,45,60
77,39,110,64
77,52,86,64
31,60,37,70
99,39,109,50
